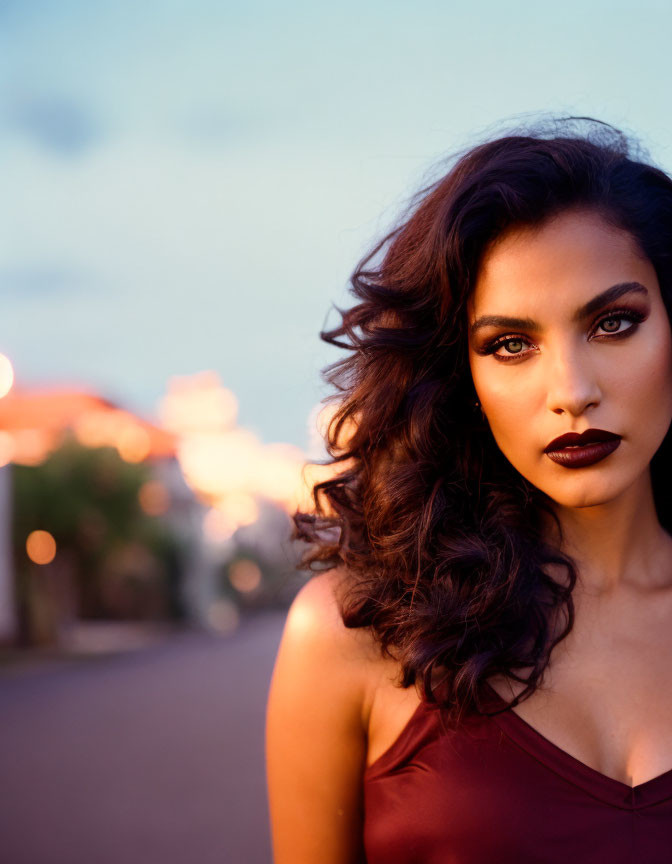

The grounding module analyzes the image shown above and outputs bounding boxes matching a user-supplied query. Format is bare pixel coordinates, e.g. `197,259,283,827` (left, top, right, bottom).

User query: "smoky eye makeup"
472,304,650,361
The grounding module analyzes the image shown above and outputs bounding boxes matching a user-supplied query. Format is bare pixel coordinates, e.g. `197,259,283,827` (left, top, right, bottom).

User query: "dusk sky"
2,0,672,449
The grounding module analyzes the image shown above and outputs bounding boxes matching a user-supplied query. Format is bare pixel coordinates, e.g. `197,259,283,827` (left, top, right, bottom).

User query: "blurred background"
1,1,671,861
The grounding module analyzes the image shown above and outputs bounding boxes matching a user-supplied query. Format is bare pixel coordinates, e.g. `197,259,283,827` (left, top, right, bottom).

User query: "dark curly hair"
293,116,672,726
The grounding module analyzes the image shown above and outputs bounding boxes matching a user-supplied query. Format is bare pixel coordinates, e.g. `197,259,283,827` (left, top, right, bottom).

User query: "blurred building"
0,387,194,646
0,383,308,649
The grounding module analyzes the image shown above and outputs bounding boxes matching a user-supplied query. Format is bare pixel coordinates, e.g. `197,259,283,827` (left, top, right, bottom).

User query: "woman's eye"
595,314,629,335
492,338,528,358
592,308,647,338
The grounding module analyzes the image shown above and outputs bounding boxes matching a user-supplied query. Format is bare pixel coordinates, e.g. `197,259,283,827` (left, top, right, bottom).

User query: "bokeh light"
216,491,259,527
138,481,171,516
203,507,237,543
26,530,57,565
159,372,238,435
116,425,151,463
0,354,14,399
167,372,314,534
228,559,262,593
12,429,55,467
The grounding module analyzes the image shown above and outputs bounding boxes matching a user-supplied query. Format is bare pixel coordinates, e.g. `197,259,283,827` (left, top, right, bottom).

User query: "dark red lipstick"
544,428,621,468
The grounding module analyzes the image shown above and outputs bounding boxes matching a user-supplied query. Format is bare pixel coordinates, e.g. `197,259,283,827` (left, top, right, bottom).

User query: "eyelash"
480,308,648,363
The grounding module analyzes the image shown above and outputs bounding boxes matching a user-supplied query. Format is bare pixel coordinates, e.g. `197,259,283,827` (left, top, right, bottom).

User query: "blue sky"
2,0,672,448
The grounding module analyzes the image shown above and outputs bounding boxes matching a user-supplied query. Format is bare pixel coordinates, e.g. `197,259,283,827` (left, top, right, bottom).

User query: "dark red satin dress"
364,683,672,863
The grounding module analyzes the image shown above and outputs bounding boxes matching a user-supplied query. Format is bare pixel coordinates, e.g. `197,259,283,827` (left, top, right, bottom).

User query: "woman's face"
466,208,672,510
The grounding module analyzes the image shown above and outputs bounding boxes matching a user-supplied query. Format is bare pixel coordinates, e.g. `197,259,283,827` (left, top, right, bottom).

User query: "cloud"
0,264,97,297
4,95,101,156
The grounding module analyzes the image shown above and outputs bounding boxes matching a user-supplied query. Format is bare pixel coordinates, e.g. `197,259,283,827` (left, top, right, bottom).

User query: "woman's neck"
543,472,672,598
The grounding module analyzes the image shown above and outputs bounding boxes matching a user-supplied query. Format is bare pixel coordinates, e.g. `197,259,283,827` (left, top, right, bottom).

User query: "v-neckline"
482,680,672,809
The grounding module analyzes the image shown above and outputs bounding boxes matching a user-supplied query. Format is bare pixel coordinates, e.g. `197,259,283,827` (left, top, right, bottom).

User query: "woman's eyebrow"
469,281,649,337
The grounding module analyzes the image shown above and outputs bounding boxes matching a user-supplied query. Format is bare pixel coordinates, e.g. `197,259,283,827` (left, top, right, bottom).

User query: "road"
0,611,288,864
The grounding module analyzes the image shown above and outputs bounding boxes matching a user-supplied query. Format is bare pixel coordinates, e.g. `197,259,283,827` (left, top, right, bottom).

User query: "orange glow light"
117,425,151,463
159,371,238,435
26,530,57,565
217,491,259,527
74,411,114,448
203,508,237,543
11,429,55,467
228,559,262,593
138,481,170,516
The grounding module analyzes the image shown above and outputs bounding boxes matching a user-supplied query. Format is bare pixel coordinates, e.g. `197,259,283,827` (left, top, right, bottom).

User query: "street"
0,611,287,864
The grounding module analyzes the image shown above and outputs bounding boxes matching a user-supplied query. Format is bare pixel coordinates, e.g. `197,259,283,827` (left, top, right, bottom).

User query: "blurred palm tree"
12,434,186,646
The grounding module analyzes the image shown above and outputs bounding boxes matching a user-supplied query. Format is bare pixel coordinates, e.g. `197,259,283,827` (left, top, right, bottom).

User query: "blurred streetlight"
0,354,15,642
0,354,14,400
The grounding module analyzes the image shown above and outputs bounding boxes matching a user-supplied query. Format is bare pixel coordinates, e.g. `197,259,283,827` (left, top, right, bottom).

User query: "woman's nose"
544,348,601,417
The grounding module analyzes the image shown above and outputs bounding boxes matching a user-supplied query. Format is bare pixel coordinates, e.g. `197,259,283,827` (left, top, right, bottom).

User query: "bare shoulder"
272,568,382,718
286,568,382,665
265,567,381,863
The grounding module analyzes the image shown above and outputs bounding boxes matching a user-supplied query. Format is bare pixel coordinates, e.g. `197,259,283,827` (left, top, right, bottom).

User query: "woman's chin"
535,476,635,510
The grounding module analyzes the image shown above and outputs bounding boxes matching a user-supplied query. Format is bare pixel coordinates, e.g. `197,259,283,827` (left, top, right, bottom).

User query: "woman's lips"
545,438,621,468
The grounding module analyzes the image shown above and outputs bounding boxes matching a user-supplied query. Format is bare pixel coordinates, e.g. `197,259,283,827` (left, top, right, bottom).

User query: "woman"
265,117,672,862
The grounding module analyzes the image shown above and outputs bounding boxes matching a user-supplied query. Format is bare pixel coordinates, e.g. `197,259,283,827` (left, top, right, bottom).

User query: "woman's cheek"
628,323,672,453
